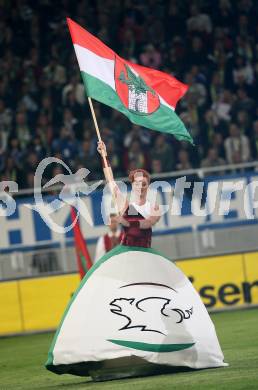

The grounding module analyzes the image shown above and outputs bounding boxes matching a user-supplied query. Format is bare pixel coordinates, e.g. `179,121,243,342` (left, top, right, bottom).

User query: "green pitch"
1,309,258,390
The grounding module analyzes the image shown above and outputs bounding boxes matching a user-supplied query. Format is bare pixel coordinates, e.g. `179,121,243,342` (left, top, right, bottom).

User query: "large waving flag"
67,18,193,144
71,207,92,279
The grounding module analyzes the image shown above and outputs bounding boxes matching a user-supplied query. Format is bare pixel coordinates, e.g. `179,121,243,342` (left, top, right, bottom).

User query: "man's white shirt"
94,230,122,264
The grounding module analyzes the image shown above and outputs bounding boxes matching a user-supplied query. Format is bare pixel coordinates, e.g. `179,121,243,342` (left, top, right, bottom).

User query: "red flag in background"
71,207,92,279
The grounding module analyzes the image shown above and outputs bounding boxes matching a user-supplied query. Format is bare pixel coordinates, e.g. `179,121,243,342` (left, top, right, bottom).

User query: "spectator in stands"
52,127,79,167
187,4,212,34
151,159,162,174
150,135,174,172
201,148,226,175
232,55,254,87
214,0,234,28
0,99,12,134
62,108,79,136
147,19,165,48
109,109,130,134
199,110,218,147
124,124,151,149
184,71,207,107
41,95,54,127
76,140,101,179
211,133,226,159
65,90,83,121
185,99,202,139
124,140,149,173
101,126,115,145
235,35,253,63
236,110,251,136
20,82,38,119
43,57,66,86
209,72,224,103
224,123,251,164
166,37,187,74
29,135,47,160
24,152,39,175
231,87,255,116
0,0,258,190
176,149,193,171
62,74,85,106
35,112,53,149
166,3,185,38
211,90,233,123
140,44,162,69
188,36,207,67
2,156,23,184
8,138,23,169
0,123,8,156
15,111,31,150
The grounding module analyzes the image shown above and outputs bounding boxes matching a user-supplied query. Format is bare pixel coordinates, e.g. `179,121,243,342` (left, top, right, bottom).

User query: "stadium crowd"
0,0,258,188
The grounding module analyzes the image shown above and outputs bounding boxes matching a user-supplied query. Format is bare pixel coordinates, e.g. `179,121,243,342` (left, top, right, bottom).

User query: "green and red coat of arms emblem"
115,56,160,115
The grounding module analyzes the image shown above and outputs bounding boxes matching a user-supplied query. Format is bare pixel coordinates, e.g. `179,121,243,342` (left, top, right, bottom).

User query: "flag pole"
88,97,105,146
87,97,119,214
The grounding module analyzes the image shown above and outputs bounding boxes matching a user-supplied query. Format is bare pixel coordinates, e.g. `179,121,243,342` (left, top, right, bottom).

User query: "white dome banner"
46,245,227,376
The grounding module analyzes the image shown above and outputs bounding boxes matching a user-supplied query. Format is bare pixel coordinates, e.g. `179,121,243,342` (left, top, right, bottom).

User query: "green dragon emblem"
119,64,155,96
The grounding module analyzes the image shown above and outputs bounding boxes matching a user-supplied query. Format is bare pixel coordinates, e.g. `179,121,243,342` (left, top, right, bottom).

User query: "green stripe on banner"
81,72,193,144
108,339,195,352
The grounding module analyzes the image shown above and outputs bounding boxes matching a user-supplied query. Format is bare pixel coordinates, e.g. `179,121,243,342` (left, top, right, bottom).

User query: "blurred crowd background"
0,0,258,188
